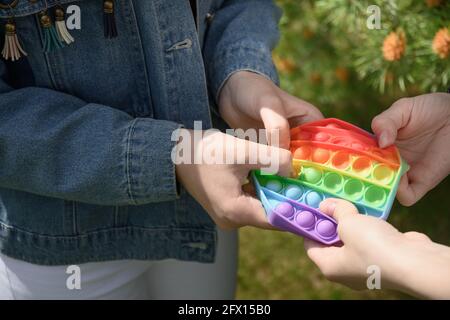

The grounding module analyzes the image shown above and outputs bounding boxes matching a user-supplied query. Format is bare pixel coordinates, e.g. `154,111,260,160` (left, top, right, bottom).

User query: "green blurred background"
236,0,450,299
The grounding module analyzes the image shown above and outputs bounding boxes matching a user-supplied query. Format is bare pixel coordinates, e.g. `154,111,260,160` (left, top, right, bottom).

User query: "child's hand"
175,129,292,230
304,199,409,290
371,93,450,206
219,71,323,149
305,199,450,299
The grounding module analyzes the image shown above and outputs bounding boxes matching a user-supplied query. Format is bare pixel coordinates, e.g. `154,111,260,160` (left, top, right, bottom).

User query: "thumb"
397,158,444,206
281,91,324,127
319,199,359,243
304,237,344,279
246,140,293,177
259,99,291,150
371,98,413,148
232,194,275,230
319,198,359,222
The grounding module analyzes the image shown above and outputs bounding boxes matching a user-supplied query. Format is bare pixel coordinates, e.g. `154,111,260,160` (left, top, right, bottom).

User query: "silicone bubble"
268,198,281,209
316,220,337,238
275,202,295,219
297,131,312,140
293,146,311,160
323,172,343,192
312,148,330,164
266,180,283,192
284,185,303,200
351,142,365,151
314,132,330,142
303,167,322,184
343,179,364,200
352,156,372,177
305,191,323,208
331,151,350,170
326,123,341,129
253,118,408,246
295,211,316,229
373,164,394,185
364,186,387,207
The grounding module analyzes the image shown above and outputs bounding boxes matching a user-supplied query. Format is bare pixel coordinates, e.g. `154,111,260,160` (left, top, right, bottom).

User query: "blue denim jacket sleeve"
0,62,180,206
203,0,282,103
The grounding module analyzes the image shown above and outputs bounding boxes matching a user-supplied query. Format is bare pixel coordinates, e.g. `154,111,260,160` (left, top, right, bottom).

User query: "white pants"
0,229,238,300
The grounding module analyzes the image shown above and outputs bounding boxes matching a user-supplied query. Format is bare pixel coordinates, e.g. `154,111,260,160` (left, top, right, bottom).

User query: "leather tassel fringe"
55,6,74,45
2,20,27,61
40,11,64,53
103,0,118,38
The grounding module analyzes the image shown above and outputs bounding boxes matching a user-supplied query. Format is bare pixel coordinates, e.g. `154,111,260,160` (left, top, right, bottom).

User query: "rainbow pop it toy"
252,118,408,245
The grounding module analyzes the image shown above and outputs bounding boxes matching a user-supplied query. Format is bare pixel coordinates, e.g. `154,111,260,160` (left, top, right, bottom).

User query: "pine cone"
426,0,442,7
382,31,406,61
432,27,450,59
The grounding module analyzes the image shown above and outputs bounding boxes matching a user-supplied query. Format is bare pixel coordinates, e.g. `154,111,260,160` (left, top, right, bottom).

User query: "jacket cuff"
208,40,280,104
126,118,182,205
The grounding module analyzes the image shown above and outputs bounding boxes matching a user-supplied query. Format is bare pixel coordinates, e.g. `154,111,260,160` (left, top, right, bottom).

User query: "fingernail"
327,201,337,213
378,132,390,148
321,199,337,214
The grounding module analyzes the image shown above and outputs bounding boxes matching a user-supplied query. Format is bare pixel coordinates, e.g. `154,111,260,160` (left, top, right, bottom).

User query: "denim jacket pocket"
69,201,121,235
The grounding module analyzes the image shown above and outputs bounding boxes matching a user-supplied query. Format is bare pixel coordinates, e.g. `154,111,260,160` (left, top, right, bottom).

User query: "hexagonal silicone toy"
252,118,409,245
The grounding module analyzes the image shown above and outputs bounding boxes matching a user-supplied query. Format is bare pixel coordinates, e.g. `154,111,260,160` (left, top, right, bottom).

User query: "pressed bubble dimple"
331,151,350,169
373,164,394,184
284,185,303,200
364,186,387,206
323,172,343,192
343,179,364,199
275,202,295,218
295,211,316,229
352,156,372,176
316,220,337,238
265,180,283,192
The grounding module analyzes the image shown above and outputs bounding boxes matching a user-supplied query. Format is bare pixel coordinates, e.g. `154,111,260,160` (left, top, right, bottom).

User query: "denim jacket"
0,0,281,265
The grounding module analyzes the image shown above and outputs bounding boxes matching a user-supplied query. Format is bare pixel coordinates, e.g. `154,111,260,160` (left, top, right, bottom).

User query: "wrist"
381,234,450,298
378,235,418,292
364,233,412,292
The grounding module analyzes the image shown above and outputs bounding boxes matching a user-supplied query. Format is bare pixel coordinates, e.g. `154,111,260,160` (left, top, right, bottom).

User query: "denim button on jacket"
0,0,281,265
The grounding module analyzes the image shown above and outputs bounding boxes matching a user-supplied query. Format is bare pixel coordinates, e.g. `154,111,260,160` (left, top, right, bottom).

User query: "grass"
236,178,450,299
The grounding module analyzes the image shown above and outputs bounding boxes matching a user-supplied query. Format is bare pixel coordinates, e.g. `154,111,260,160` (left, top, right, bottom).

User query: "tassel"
103,0,118,38
55,6,74,45
2,20,27,61
39,11,64,53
